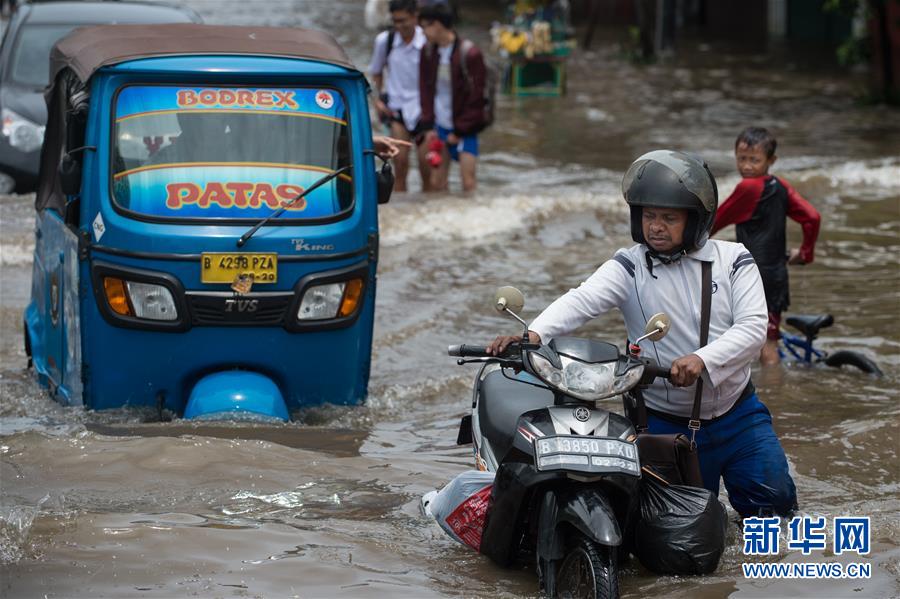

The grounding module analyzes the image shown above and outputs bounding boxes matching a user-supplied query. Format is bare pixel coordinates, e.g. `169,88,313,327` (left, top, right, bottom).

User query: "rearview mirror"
643,312,671,342
494,286,529,340
494,286,524,315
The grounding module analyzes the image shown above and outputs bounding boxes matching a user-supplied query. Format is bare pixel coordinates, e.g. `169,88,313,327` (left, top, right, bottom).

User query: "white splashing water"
791,158,900,189
0,495,48,565
380,188,620,247
0,245,33,267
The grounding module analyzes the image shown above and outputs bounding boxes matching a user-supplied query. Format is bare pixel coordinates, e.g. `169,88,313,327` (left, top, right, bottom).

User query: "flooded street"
2,1,899,597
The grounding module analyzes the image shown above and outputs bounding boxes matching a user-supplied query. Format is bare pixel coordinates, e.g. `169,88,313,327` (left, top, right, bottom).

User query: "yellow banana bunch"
499,29,529,54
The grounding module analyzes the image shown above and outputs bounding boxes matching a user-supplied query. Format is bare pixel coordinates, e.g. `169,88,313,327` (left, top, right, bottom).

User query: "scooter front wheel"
555,534,619,599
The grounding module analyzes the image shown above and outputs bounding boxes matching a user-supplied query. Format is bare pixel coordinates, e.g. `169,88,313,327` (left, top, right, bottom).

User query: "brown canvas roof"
50,24,358,83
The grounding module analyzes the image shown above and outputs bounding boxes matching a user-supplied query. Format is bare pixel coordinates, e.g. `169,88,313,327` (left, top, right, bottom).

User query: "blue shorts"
647,393,798,518
436,125,479,161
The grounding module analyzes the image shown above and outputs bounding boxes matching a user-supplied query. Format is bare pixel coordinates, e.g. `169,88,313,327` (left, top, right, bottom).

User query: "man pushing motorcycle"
488,150,798,518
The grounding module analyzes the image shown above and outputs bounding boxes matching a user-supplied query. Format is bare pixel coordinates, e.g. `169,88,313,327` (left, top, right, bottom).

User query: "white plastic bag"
423,470,495,551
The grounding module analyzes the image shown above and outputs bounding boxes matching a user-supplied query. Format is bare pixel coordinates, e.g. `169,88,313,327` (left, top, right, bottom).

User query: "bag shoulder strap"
385,30,396,63
689,260,713,444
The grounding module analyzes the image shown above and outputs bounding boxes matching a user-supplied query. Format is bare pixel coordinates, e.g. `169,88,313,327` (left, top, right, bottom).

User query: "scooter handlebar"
640,361,671,384
448,344,490,358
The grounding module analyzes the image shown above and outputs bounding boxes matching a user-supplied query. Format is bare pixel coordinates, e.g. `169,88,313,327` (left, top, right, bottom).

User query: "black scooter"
447,287,672,599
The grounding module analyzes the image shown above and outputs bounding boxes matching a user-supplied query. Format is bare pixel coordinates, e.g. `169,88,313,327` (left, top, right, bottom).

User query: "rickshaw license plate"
201,253,277,284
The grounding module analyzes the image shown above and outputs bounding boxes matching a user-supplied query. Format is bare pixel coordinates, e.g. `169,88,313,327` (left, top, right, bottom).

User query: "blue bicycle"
780,314,882,375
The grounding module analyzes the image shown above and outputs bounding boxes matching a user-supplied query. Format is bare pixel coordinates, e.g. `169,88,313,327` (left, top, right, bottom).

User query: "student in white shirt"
368,0,430,192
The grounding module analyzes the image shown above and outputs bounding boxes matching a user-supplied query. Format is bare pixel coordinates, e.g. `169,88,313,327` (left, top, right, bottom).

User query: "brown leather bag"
631,260,711,488
635,431,703,486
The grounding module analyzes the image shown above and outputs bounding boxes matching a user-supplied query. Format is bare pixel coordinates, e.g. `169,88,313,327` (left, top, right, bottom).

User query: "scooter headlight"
561,357,616,399
297,278,363,320
530,352,564,387
612,364,645,394
2,108,45,153
529,353,628,401
102,277,178,321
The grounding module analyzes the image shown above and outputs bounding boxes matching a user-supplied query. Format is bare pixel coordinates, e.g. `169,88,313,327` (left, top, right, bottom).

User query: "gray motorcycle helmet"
622,150,718,258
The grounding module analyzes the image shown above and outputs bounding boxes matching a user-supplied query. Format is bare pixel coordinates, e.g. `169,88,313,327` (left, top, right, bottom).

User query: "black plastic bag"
633,474,727,575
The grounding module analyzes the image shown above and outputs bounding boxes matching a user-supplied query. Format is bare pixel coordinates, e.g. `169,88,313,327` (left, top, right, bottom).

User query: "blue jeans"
647,393,798,517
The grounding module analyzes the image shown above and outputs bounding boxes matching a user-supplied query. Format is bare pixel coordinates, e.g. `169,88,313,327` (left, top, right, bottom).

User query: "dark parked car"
0,1,200,193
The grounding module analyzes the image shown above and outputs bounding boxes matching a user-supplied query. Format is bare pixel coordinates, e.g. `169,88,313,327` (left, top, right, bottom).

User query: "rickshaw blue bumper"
184,370,289,422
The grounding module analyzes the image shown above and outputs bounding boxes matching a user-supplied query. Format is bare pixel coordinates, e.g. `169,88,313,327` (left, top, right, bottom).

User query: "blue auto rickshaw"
24,24,392,421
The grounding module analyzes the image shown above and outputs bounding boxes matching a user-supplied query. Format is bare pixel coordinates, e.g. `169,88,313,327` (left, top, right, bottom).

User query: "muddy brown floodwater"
1,1,898,597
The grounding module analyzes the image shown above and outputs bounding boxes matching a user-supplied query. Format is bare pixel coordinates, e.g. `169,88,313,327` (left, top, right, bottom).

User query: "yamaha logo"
573,407,591,422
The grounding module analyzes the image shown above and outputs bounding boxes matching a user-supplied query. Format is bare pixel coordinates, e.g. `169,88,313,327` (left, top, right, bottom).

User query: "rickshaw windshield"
111,85,353,221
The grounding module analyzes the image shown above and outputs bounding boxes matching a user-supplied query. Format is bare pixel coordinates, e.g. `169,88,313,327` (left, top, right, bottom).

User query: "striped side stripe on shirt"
731,252,755,276
612,253,635,278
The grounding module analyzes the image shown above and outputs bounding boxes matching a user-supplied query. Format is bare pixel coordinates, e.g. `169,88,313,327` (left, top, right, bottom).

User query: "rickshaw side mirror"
377,161,393,205
59,153,82,195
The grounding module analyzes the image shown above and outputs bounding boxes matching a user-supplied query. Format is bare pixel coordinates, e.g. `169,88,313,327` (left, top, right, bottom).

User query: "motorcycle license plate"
533,435,640,476
201,253,277,284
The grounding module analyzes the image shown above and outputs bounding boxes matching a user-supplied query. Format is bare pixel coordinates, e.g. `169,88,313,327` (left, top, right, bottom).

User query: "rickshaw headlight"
297,278,365,321
102,277,177,321
126,281,178,321
297,282,345,320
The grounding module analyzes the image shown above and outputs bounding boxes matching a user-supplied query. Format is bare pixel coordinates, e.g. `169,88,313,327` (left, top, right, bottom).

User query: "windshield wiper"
236,164,352,248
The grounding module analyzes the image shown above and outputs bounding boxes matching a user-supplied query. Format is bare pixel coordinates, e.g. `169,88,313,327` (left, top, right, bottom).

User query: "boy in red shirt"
712,127,821,366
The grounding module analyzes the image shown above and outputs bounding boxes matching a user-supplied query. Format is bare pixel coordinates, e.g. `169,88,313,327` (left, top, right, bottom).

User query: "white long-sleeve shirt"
529,240,767,419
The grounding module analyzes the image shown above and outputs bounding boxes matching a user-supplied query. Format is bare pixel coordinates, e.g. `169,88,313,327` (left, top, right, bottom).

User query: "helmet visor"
622,150,717,212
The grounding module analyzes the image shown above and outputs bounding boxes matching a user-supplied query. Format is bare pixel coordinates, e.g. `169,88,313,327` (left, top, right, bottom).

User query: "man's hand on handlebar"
670,353,705,387
487,331,541,356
